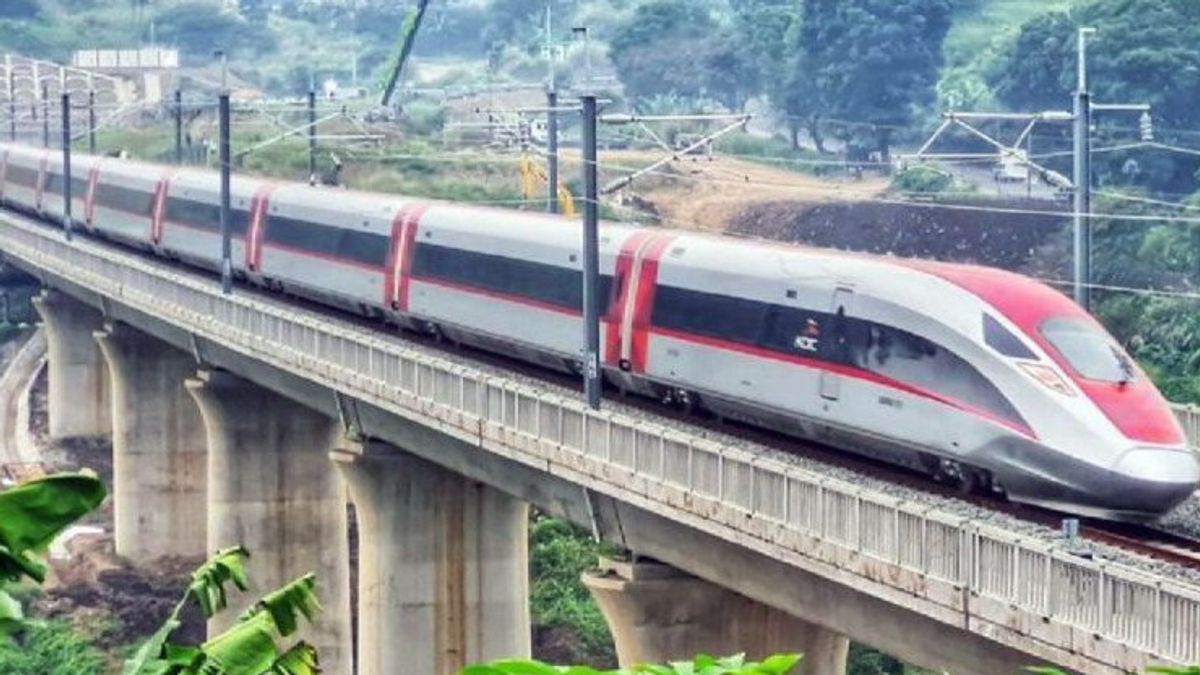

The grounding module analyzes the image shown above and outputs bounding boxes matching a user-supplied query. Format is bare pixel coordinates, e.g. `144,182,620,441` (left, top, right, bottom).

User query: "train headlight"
1018,362,1075,396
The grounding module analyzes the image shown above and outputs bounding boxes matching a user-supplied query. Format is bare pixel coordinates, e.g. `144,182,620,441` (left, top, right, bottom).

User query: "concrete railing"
1174,404,1200,451
1,213,1198,671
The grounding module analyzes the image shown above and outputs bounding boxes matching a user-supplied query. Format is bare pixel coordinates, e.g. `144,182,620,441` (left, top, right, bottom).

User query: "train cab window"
1040,317,1134,383
982,314,1037,359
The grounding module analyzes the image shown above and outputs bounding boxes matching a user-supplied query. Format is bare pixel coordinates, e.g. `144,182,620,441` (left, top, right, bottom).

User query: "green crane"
379,0,432,108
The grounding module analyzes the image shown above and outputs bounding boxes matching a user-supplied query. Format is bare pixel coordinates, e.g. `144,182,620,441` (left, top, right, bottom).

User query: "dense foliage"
530,515,615,667
608,0,758,111
0,621,106,675
786,0,953,159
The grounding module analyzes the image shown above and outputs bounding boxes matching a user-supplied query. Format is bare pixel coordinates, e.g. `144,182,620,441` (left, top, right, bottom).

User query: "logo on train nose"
794,318,821,352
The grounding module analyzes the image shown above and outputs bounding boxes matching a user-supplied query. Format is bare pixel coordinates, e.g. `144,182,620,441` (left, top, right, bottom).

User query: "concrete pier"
332,444,531,675
584,559,849,675
93,322,206,560
186,370,352,675
32,289,109,438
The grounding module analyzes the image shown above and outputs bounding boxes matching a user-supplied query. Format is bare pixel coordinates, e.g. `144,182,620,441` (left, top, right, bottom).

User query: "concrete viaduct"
3,207,1200,675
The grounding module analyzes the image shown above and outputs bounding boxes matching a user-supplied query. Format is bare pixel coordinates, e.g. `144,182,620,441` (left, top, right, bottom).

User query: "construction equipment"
380,0,431,108
520,151,575,216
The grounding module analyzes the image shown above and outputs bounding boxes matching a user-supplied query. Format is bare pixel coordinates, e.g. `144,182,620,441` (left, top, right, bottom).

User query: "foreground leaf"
0,474,105,583
0,587,23,636
189,547,251,619
266,641,320,675
121,618,184,675
248,573,319,638
200,611,278,675
755,654,801,675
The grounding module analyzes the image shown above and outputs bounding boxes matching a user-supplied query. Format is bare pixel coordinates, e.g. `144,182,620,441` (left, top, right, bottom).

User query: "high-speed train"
1,142,1196,520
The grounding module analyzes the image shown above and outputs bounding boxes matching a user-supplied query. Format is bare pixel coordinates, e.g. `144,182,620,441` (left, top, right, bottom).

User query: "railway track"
1082,522,1200,569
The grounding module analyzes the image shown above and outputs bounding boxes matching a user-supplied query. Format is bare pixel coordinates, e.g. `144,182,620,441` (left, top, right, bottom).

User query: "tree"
989,0,1200,194
124,547,321,675
152,2,272,60
784,0,954,158
0,0,39,19
239,0,270,25
731,0,802,142
608,0,759,110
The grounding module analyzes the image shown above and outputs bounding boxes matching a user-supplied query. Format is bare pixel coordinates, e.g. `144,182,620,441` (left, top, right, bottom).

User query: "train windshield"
1040,317,1135,383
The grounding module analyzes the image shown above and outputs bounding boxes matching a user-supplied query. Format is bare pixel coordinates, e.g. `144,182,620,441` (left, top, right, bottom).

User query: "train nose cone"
1112,447,1200,513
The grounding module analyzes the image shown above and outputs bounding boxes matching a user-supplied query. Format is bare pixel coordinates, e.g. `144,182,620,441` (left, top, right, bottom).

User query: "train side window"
336,229,389,267
983,313,1037,359
96,183,154,215
864,323,1024,425
410,242,611,312
6,165,38,187
652,286,766,345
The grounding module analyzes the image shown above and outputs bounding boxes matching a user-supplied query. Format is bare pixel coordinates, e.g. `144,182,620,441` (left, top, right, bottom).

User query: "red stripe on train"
245,184,276,271
384,203,427,311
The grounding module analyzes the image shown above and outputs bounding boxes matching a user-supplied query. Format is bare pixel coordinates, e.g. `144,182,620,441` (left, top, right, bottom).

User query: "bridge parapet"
1,212,1198,673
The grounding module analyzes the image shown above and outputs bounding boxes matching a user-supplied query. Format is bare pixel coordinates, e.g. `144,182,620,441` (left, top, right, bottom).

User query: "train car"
0,142,1194,520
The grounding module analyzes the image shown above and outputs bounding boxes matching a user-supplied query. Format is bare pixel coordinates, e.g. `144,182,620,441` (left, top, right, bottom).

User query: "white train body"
3,143,1195,519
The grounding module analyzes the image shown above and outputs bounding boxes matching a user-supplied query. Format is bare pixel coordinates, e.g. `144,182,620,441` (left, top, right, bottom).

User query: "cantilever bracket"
188,333,205,367
334,390,364,442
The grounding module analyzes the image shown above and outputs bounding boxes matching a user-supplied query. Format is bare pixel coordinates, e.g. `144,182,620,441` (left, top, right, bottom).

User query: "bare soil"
729,197,1073,274
583,149,890,232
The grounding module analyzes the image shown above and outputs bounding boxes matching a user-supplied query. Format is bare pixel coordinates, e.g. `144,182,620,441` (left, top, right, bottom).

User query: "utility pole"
1070,28,1150,311
547,91,559,214
216,51,233,295
308,86,317,182
87,90,96,154
573,26,592,93
580,94,601,410
174,88,183,164
1073,27,1095,310
544,2,559,213
61,92,72,241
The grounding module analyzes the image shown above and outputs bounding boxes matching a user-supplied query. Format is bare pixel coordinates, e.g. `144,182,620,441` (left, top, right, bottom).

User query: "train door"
819,286,854,400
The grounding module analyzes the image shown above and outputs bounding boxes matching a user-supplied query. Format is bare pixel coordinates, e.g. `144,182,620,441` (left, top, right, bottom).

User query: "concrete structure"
333,444,530,675
186,370,352,675
31,290,109,438
95,322,206,561
4,207,1200,674
1175,403,1200,450
585,559,848,675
